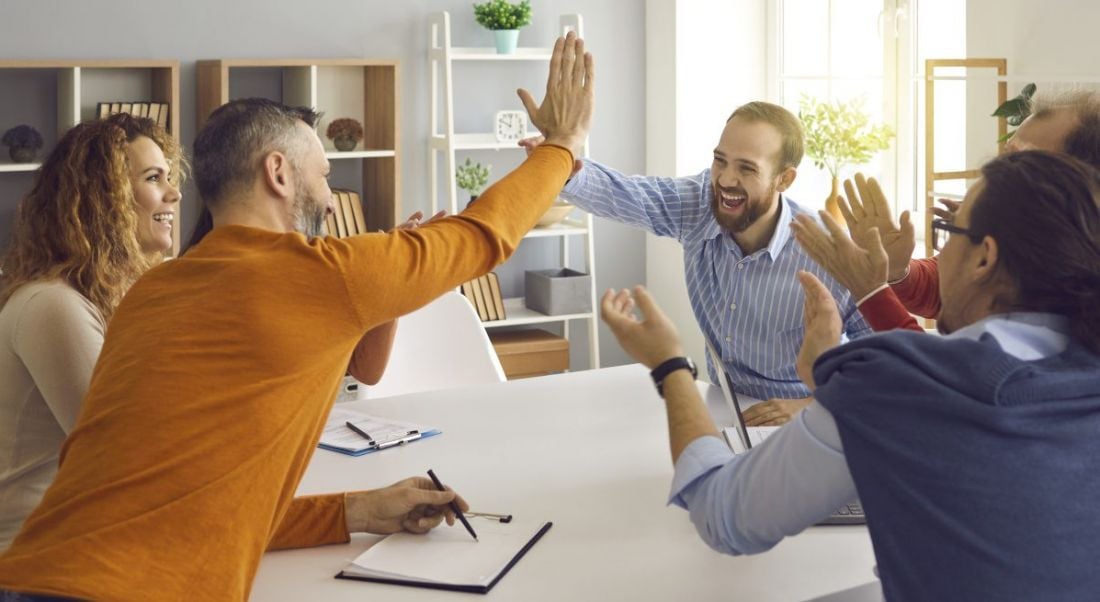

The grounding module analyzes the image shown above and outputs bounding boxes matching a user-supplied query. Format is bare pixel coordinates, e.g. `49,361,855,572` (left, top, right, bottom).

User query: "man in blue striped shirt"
524,102,871,422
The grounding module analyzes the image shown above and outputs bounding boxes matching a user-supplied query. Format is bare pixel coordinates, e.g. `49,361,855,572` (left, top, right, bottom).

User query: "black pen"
345,421,375,446
427,469,478,542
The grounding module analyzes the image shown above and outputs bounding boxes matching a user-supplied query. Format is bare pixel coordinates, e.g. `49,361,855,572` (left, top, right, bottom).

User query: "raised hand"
600,286,684,370
516,31,594,160
794,271,842,391
791,210,889,301
838,173,915,281
931,197,961,223
518,135,583,176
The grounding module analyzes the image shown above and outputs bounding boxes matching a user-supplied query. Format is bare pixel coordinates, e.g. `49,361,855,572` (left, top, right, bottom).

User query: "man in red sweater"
792,89,1100,332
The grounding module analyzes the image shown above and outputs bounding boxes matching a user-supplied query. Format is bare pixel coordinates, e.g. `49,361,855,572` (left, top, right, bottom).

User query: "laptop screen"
705,340,753,451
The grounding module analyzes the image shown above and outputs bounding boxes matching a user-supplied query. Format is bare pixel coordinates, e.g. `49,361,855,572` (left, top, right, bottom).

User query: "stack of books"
96,102,170,129
460,273,506,322
323,189,368,237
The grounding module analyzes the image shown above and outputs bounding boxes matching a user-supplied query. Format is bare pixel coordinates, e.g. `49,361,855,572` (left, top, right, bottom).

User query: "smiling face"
710,117,789,234
127,136,181,254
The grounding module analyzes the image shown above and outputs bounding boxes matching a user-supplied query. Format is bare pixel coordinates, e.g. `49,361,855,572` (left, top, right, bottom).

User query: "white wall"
0,0,647,368
964,0,1100,171
645,0,768,379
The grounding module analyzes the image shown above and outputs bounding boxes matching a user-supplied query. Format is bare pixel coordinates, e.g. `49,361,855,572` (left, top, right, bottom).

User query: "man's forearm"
662,370,720,462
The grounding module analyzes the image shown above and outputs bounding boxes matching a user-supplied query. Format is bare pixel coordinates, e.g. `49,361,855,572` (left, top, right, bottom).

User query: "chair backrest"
363,291,506,399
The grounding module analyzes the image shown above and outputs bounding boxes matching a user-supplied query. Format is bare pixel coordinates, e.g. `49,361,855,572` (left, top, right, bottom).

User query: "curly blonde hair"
0,113,186,322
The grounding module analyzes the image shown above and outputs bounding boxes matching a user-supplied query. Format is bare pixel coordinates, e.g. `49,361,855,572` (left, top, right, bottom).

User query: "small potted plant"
456,158,491,206
325,118,364,152
799,95,895,222
2,125,45,163
992,82,1036,143
473,0,532,55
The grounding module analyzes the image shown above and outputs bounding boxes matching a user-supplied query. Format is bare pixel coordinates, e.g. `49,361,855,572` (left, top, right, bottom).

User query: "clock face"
495,110,528,142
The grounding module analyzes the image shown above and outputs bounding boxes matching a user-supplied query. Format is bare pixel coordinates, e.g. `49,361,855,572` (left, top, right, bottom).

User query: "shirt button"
730,303,737,311
737,263,745,270
725,337,732,343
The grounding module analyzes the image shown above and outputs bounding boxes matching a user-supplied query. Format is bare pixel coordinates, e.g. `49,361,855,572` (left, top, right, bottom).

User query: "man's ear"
973,235,1000,281
262,151,293,199
775,166,797,192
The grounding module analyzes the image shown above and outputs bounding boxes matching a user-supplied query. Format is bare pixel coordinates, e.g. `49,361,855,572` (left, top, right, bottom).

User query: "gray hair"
193,98,321,206
1027,88,1100,169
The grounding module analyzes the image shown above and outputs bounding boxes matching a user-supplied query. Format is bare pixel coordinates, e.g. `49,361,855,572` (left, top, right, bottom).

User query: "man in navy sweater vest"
601,150,1100,601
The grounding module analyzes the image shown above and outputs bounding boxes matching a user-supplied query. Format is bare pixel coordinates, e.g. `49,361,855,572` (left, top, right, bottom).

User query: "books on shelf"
322,189,368,238
96,101,170,128
460,272,505,322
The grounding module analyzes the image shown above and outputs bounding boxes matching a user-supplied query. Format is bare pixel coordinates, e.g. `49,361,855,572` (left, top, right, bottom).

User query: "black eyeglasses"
931,218,978,251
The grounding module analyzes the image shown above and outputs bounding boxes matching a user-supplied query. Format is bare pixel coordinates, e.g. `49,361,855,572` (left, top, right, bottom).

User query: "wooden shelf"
482,298,594,328
0,162,41,173
197,58,400,230
324,149,397,160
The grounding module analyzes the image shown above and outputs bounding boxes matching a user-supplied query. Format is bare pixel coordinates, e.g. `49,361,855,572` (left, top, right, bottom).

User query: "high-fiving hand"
599,286,684,370
517,31,594,161
838,174,915,282
791,210,889,301
794,271,842,391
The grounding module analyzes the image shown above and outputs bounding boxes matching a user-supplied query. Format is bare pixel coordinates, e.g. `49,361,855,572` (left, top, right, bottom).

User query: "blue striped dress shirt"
561,160,872,400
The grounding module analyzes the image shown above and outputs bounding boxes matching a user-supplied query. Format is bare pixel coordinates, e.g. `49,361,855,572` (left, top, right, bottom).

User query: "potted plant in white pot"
474,0,532,55
456,158,491,206
799,95,894,223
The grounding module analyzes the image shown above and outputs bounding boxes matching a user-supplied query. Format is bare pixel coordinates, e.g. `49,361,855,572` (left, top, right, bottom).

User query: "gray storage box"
525,268,593,315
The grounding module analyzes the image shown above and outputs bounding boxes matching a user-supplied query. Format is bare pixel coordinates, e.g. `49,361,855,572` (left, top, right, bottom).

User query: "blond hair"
728,101,805,171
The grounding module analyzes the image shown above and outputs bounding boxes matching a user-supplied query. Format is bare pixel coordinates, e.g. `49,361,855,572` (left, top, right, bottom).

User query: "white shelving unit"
428,11,599,370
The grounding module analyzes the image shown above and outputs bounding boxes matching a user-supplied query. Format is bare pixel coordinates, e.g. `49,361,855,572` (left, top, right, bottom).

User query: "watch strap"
650,356,697,396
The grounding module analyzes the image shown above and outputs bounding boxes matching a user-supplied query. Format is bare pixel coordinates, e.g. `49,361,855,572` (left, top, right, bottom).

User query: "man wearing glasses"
793,89,1100,332
601,149,1100,600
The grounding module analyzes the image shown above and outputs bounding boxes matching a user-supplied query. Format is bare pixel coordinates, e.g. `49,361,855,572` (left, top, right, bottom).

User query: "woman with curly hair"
0,113,183,550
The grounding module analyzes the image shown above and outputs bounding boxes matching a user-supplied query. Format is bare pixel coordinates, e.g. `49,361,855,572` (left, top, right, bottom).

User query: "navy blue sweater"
814,330,1100,602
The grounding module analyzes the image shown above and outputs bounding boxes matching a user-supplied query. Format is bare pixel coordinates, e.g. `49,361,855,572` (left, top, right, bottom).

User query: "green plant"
1,124,44,150
473,0,532,30
799,95,895,178
992,83,1036,143
325,118,364,143
456,158,491,196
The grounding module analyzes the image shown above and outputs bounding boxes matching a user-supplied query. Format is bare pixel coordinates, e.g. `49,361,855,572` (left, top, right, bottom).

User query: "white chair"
361,291,505,399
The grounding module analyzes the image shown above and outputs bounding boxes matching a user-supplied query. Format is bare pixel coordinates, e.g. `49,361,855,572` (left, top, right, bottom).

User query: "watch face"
495,110,528,142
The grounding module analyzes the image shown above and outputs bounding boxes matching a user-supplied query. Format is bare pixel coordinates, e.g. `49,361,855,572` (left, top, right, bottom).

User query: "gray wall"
0,0,646,368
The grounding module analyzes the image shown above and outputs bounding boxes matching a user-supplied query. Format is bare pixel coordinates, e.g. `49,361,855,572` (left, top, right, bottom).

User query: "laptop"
705,341,865,526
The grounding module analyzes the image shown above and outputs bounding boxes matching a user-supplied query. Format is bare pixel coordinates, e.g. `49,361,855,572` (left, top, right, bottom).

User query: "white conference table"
251,365,876,601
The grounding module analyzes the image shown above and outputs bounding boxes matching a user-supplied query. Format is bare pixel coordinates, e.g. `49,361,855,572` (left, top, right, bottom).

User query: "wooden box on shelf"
489,329,569,379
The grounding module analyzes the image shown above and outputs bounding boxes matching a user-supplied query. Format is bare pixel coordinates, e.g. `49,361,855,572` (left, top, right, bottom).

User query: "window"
769,0,966,251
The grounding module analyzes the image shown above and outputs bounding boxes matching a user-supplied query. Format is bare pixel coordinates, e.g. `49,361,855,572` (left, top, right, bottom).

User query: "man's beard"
710,181,778,234
292,181,327,239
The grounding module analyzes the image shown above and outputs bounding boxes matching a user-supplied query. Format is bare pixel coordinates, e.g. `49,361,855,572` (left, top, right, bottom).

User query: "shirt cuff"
887,264,911,285
668,435,736,509
856,283,890,307
560,158,591,196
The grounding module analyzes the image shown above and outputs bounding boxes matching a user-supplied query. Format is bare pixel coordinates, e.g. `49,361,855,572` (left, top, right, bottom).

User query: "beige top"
0,280,105,550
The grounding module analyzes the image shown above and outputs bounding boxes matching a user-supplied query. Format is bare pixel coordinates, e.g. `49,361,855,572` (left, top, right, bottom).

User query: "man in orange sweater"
0,33,594,602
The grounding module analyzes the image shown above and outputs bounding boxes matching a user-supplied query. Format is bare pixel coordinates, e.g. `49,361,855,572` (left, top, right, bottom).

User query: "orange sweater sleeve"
891,257,941,318
330,144,574,330
858,287,924,332
267,494,349,551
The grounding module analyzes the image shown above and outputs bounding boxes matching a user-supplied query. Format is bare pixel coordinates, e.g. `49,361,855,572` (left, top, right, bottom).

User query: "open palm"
839,174,915,281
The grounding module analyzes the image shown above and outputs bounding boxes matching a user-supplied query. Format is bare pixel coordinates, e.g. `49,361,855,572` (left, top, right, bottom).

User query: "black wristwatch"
650,356,697,397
